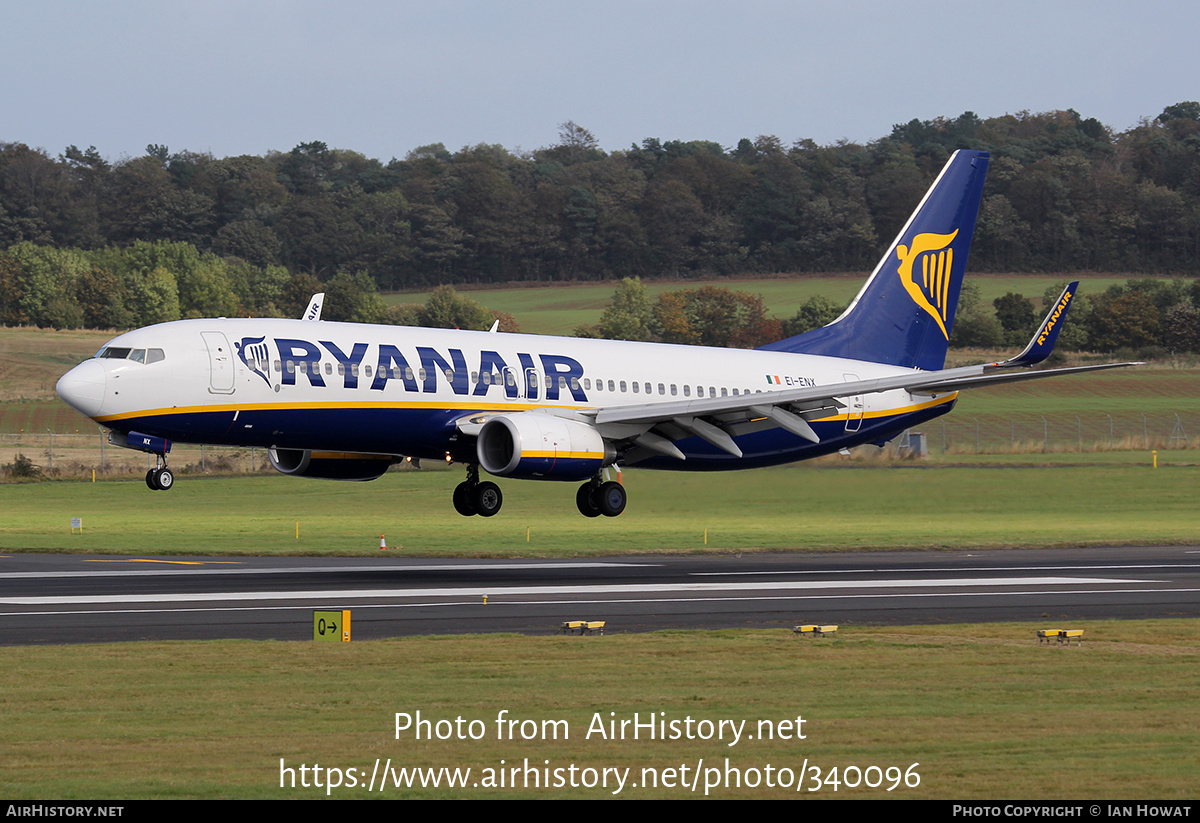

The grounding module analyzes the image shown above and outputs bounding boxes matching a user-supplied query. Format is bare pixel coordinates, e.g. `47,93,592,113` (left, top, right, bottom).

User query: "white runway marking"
0,576,1145,606
6,588,1195,620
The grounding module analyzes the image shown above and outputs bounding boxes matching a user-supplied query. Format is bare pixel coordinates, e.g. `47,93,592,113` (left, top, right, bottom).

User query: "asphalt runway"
2,546,1199,644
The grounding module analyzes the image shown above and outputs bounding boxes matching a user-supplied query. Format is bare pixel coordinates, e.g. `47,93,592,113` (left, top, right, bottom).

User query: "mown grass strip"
2,621,1197,799
1,463,1197,555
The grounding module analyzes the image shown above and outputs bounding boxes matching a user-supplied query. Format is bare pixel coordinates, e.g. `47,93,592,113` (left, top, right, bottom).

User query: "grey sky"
3,0,1196,162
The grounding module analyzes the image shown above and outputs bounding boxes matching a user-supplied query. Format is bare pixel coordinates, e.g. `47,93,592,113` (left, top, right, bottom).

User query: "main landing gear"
453,464,503,517
576,476,626,518
145,455,174,491
451,467,628,518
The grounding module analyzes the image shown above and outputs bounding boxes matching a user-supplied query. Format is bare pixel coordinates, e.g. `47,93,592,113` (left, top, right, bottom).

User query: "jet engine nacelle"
477,413,614,481
268,447,395,481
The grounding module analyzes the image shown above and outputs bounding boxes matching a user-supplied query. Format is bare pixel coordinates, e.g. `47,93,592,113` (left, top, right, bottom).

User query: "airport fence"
913,409,1196,456
1,409,1196,480
0,432,272,480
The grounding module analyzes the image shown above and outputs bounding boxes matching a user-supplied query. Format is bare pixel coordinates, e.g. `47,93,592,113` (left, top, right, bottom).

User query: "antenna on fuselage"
302,293,325,321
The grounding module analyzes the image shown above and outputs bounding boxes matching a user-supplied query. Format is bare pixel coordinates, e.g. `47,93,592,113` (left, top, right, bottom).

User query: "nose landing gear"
145,455,174,491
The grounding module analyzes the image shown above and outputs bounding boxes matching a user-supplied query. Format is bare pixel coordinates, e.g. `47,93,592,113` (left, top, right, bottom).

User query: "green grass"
3,622,1197,798
3,461,1197,555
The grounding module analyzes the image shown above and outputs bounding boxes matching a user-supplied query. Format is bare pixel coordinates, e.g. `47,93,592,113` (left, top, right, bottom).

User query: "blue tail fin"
760,149,990,371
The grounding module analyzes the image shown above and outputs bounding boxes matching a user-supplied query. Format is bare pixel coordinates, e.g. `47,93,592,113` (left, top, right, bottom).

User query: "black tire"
576,483,601,517
597,481,626,517
453,482,477,516
156,468,174,490
474,481,503,517
146,469,160,490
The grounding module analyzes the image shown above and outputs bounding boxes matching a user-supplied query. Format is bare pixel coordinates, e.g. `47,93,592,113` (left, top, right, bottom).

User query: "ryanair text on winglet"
1037,289,1073,346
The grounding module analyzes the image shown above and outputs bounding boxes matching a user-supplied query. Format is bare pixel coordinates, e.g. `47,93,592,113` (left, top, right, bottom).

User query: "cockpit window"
97,347,165,364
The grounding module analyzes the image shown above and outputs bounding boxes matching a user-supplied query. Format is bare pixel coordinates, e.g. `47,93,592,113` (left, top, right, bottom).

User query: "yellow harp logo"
896,230,958,339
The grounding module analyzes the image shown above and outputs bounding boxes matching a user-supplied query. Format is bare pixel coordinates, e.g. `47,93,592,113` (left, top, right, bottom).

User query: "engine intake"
477,413,613,481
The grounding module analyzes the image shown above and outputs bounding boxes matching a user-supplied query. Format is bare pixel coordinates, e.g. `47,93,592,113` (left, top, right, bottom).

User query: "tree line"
1,103,1199,336
580,276,1200,356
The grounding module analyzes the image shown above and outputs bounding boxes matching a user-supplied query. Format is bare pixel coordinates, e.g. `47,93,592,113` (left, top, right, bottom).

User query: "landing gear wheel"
453,482,478,516
576,482,602,517
146,469,160,490
597,481,626,517
156,468,174,491
474,481,503,517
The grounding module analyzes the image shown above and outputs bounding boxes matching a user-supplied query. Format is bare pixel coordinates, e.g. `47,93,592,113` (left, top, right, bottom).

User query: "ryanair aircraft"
56,150,1132,518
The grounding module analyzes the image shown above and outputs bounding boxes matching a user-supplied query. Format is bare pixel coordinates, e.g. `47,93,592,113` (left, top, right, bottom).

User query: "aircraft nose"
56,360,106,418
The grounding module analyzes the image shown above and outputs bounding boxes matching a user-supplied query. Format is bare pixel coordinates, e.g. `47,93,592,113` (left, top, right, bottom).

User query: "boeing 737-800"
55,150,1133,518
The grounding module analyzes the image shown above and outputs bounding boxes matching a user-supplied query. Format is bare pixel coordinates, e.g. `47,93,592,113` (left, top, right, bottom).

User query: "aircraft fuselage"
59,318,954,471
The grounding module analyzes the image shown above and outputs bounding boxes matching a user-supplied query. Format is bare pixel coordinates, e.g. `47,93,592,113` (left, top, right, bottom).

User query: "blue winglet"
998,281,1079,368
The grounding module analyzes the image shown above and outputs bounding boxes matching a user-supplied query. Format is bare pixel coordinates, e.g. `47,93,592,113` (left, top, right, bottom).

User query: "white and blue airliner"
56,150,1133,517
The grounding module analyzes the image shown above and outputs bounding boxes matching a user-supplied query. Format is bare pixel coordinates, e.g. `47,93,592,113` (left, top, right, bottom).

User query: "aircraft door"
842,373,864,432
523,367,542,401
202,332,236,395
501,366,521,399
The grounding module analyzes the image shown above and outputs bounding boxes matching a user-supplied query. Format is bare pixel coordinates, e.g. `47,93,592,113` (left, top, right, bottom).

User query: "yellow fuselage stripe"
96,393,957,425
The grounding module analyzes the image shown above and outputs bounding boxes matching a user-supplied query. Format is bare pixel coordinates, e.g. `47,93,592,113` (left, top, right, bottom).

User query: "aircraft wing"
581,281,1139,459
